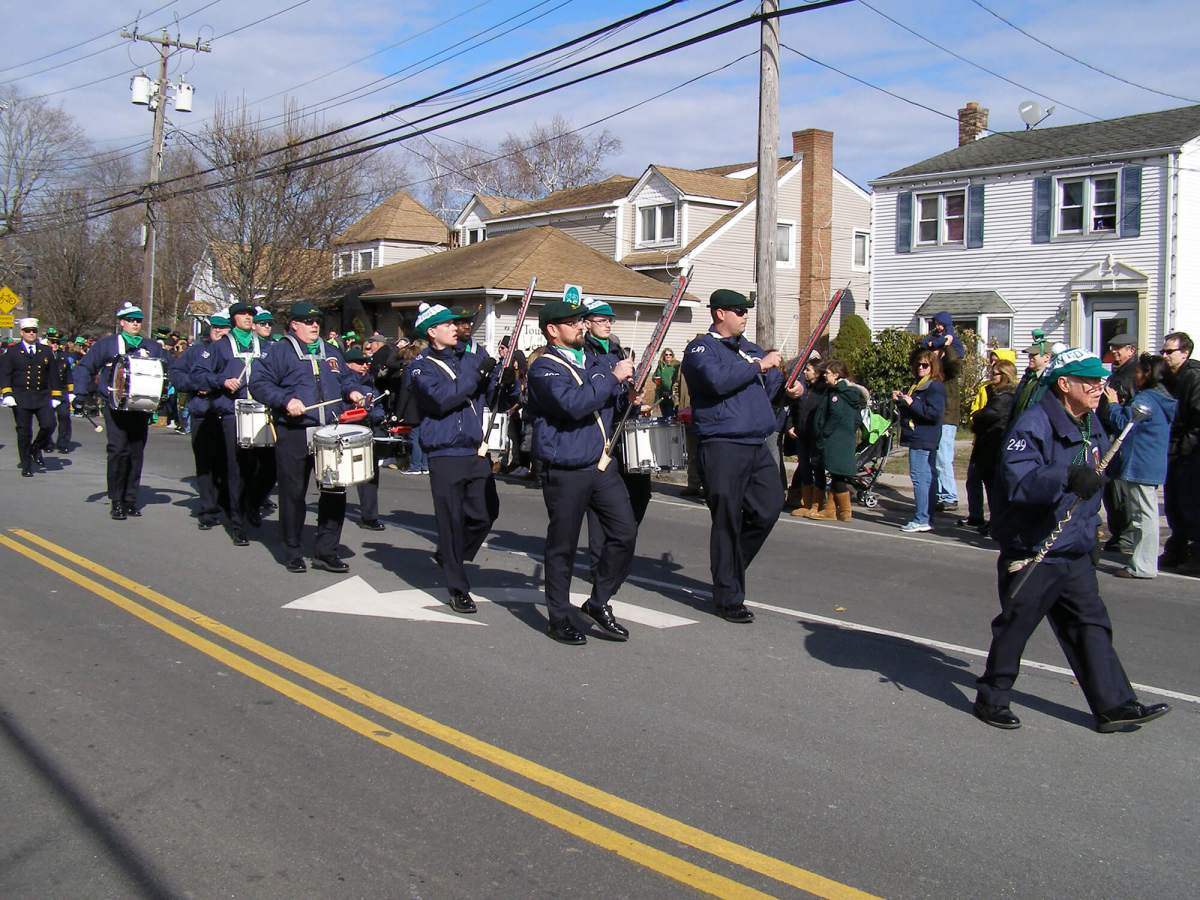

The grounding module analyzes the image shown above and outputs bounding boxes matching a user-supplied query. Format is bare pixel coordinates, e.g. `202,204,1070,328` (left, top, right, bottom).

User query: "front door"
1085,292,1138,364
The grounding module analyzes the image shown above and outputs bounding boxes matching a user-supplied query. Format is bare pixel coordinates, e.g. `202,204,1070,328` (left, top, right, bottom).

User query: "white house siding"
1174,141,1200,338
871,156,1168,360
829,172,872,332
486,211,618,257
378,242,442,266
684,202,728,245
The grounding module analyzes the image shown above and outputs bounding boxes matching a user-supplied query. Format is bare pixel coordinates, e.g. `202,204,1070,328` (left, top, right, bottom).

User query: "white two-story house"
870,102,1200,362
332,191,450,278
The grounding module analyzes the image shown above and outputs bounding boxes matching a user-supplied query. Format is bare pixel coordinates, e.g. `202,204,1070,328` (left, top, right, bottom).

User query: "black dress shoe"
973,700,1021,729
110,504,127,521
357,519,385,531
546,619,587,645
198,517,217,531
1096,700,1171,733
124,505,142,517
311,555,349,574
449,591,478,614
719,604,755,623
21,468,32,477
581,601,629,640
285,557,307,574
246,509,263,528
32,449,45,469
231,529,249,547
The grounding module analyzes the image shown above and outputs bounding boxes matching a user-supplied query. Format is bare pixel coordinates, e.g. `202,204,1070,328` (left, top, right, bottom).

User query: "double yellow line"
2,528,877,900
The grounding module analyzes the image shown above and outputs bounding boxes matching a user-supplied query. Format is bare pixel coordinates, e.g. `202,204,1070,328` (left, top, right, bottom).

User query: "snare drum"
111,356,165,413
312,424,374,487
483,409,510,453
620,417,687,474
235,399,274,448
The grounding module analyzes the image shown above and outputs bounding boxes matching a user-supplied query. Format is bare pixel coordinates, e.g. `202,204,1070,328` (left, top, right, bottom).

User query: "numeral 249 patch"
1006,437,1027,452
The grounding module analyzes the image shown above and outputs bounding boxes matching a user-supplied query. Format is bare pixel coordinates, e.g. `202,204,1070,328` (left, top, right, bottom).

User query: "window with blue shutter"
1119,165,1142,238
967,183,985,248
1032,177,1051,243
895,191,912,253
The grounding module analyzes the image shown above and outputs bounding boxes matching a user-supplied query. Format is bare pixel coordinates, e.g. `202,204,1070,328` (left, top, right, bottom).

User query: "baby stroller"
845,404,897,509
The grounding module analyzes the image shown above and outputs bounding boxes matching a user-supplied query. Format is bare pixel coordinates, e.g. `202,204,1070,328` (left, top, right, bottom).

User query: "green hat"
582,298,614,318
209,309,232,327
452,306,477,321
1051,347,1109,379
288,301,322,320
45,326,60,338
74,336,86,346
116,302,144,320
343,347,367,363
229,301,253,316
709,288,752,310
342,330,358,341
415,303,458,333
538,300,584,329
253,306,274,323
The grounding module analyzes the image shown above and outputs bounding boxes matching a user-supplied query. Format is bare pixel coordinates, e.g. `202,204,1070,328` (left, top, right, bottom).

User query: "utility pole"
121,29,209,336
753,0,780,349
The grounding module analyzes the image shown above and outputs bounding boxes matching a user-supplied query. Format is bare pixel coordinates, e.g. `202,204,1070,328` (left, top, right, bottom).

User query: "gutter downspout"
485,294,505,351
1163,152,1177,336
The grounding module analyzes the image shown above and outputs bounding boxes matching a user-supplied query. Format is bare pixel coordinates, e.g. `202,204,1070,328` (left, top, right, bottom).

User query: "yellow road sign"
0,286,20,314
0,314,14,328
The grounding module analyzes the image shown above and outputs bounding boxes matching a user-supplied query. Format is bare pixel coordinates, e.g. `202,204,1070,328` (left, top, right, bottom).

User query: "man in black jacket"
1160,332,1200,569
1099,333,1138,550
0,318,63,476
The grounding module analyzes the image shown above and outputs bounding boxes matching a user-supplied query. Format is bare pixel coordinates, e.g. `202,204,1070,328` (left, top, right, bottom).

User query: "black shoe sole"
311,560,349,574
1097,707,1170,733
450,603,478,614
973,705,1021,729
546,628,586,645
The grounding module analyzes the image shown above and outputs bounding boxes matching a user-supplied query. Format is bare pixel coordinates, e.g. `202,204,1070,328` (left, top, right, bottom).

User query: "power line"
855,0,1100,120
966,0,1200,105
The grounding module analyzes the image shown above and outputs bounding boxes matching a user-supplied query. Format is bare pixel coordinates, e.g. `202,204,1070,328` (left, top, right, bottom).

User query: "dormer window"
359,250,374,271
637,203,676,246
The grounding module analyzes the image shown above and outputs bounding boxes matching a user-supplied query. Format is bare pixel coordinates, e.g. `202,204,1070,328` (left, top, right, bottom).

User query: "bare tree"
0,88,89,236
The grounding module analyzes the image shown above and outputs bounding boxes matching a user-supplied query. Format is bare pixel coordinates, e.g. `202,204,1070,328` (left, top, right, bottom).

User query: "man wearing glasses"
0,318,63,477
975,348,1169,733
681,290,804,624
1160,332,1200,570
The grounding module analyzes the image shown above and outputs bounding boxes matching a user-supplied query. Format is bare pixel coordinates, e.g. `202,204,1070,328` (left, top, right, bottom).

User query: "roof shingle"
334,191,450,246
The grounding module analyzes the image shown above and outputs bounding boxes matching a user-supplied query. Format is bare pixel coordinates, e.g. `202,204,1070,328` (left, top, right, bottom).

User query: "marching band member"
527,300,637,645
169,312,230,530
406,304,502,613
45,327,75,453
250,302,364,574
74,303,167,519
0,317,63,477
343,347,386,532
681,290,803,623
253,306,278,341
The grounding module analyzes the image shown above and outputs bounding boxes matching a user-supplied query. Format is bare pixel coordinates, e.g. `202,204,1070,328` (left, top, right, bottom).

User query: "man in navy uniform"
681,289,803,623
974,348,1170,733
0,318,63,476
343,346,387,532
74,303,167,518
250,301,364,574
406,304,504,613
44,326,76,453
169,312,230,530
527,300,637,645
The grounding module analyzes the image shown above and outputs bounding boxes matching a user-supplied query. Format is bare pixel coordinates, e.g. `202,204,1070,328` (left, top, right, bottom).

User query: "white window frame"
1053,171,1120,239
775,221,796,268
358,249,374,271
338,252,353,277
635,202,678,247
851,230,870,271
913,188,967,247
982,315,1013,350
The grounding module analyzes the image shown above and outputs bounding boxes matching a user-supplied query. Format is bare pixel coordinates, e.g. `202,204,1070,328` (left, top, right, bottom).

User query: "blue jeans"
908,447,938,525
936,423,958,503
409,423,428,471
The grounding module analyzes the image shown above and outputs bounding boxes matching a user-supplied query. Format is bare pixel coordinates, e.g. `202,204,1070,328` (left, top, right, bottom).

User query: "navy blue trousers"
274,425,345,559
428,454,498,596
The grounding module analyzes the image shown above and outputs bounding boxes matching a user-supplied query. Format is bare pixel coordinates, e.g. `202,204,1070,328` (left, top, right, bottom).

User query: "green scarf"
232,327,254,351
594,337,610,354
122,333,143,350
559,346,584,365
306,340,322,355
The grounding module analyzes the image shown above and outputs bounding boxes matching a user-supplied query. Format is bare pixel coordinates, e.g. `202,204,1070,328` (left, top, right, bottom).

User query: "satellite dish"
1018,100,1043,127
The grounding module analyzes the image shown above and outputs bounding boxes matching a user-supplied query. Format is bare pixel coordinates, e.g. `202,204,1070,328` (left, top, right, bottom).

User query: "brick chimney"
957,101,989,146
792,128,833,348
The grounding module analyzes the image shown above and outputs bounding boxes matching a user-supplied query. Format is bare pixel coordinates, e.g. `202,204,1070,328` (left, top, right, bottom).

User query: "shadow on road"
0,706,177,899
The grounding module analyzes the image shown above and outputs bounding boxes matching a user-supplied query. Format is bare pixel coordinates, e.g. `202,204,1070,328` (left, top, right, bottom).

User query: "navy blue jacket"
343,367,386,426
248,336,354,427
207,331,271,415
0,341,64,409
680,331,783,444
991,394,1112,559
405,347,492,457
897,379,945,449
528,346,623,467
74,334,166,408
168,339,221,417
1105,386,1176,486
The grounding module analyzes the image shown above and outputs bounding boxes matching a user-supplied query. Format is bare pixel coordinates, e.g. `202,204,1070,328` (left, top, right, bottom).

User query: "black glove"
478,356,498,380
1065,464,1103,500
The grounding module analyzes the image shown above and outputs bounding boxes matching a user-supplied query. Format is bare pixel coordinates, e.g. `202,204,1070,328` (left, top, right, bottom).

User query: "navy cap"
709,289,752,310
288,301,322,320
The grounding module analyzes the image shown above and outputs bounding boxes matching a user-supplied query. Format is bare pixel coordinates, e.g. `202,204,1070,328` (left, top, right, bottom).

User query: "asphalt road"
1,415,1197,899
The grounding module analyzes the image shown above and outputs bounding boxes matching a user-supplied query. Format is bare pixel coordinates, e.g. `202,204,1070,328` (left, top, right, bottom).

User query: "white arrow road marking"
283,576,483,625
474,588,697,630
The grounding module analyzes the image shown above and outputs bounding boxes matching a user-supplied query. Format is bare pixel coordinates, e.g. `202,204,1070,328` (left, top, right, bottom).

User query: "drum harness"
284,336,338,488
423,353,485,431
540,349,612,470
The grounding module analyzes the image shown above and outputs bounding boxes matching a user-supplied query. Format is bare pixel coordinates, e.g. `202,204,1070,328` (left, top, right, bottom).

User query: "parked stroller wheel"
860,492,879,509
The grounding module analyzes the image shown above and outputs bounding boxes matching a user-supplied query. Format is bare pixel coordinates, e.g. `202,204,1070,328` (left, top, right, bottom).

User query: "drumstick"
300,397,344,413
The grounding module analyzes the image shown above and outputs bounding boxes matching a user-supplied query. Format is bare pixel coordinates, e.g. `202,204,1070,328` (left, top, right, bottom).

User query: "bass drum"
111,356,165,413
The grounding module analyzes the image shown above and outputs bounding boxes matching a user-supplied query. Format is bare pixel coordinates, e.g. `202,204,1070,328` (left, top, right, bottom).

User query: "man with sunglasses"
528,300,637,645
681,290,804,623
0,318,64,477
1160,332,1200,569
44,327,77,453
974,348,1169,733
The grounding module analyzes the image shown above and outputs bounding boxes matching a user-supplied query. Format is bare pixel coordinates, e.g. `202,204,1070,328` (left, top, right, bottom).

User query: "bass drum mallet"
1006,400,1153,600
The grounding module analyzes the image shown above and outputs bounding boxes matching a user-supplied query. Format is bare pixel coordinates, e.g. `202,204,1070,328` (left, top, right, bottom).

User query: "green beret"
343,347,367,362
709,289,752,310
538,300,584,329
289,301,321,320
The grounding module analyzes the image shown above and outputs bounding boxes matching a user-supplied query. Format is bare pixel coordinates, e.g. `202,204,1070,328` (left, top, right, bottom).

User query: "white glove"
51,399,61,409
2,396,15,408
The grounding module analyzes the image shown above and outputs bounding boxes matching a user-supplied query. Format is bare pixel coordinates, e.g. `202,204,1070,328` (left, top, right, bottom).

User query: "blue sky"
4,0,1199,190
